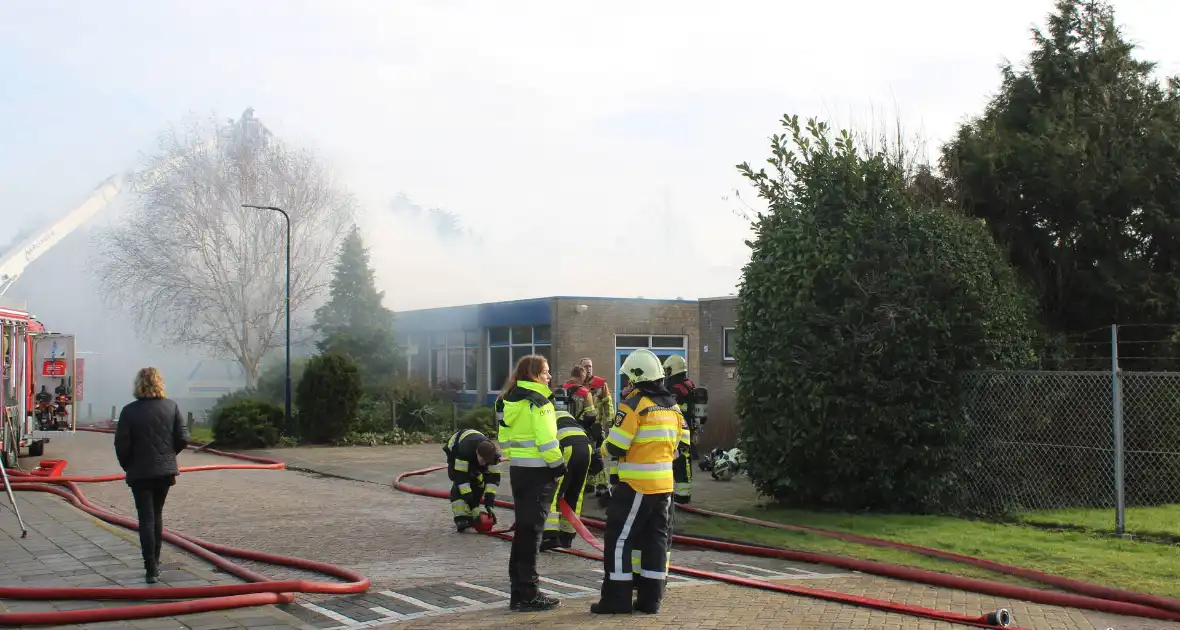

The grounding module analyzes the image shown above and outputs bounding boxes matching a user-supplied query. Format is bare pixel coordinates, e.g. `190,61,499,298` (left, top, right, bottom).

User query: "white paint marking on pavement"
540,576,596,592
379,590,447,612
368,606,405,619
455,581,513,599
299,601,362,627
450,595,484,606
725,569,768,579
539,587,563,596
716,561,819,577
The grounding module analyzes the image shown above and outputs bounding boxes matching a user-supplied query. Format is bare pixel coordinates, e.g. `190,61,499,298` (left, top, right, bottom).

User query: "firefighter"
442,428,502,532
561,366,601,491
663,355,696,504
541,409,604,550
590,349,690,616
497,354,565,612
579,357,614,497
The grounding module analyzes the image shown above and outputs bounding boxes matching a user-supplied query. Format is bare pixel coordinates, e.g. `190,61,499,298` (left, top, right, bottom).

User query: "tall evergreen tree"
941,0,1180,347
312,225,400,384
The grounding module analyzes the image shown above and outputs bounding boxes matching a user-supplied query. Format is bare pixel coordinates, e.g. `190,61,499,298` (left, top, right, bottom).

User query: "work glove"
549,461,568,482
483,492,496,509
589,453,604,475
484,504,497,525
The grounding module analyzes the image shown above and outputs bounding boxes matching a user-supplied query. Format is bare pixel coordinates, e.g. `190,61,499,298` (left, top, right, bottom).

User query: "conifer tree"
312,225,399,384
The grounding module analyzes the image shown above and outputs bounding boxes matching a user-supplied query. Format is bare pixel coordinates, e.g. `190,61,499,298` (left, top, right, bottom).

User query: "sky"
1,0,1179,313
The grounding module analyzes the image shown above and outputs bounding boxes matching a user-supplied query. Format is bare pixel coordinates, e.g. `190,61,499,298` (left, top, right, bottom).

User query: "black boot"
539,535,561,552
455,516,473,533
589,581,633,614
558,532,576,548
510,593,560,612
144,557,158,584
634,576,666,614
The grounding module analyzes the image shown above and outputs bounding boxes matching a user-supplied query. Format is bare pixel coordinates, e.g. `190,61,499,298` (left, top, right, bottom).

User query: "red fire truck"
0,305,76,467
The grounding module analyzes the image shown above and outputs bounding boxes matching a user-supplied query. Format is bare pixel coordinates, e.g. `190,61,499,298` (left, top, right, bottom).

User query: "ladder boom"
0,176,125,296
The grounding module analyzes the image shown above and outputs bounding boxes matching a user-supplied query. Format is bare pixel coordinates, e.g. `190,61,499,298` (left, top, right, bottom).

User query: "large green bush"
735,115,1041,514
296,353,363,444
211,398,284,448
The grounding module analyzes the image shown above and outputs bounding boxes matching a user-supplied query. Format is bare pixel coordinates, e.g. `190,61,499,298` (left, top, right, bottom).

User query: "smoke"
358,191,752,312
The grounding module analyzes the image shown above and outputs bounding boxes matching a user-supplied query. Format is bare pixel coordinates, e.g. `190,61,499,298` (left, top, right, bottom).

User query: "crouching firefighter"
591,349,690,616
662,355,708,504
442,429,502,532
541,409,605,551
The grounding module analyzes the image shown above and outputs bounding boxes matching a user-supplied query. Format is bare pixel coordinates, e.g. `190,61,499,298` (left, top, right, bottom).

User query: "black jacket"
114,397,189,485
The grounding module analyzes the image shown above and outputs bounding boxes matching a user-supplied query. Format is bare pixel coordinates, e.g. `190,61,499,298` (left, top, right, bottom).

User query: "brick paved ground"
246,442,1180,630
0,486,306,629
13,433,1177,630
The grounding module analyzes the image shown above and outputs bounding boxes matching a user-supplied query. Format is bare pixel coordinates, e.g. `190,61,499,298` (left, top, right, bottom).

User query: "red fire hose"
676,502,1180,614
0,428,370,626
394,464,1180,627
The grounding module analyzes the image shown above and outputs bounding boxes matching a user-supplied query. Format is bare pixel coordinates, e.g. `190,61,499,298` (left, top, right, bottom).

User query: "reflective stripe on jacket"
443,428,502,496
602,387,687,494
497,380,564,470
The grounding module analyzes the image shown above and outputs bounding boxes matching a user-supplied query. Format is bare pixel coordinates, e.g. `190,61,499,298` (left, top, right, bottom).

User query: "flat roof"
698,294,738,302
394,294,698,315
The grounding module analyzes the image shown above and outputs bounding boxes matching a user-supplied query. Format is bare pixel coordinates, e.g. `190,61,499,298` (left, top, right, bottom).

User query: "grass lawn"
676,505,1180,597
1017,504,1180,539
189,425,213,444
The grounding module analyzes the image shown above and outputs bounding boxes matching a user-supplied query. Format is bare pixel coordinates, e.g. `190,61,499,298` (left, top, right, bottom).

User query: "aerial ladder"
0,175,125,297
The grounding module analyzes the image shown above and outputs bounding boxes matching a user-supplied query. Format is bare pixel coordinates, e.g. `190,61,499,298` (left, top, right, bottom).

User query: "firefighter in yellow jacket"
590,349,690,616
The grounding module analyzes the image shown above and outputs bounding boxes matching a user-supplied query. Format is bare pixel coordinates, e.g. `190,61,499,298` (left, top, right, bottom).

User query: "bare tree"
93,109,355,388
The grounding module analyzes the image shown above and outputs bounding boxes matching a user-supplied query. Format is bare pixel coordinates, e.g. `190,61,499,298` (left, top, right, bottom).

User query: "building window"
613,334,688,403
426,330,479,392
722,327,736,361
489,325,552,392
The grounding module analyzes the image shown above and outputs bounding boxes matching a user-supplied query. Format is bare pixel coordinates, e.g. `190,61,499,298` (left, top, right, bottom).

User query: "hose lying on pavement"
676,502,1180,615
0,427,370,627
393,465,1021,629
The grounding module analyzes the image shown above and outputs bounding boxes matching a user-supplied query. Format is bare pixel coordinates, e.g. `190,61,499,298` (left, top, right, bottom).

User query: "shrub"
390,378,444,432
735,115,1040,514
332,429,440,447
456,406,496,436
296,353,364,444
211,398,283,449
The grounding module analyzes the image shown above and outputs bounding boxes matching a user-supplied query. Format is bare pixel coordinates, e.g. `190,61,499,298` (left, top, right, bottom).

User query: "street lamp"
241,204,292,432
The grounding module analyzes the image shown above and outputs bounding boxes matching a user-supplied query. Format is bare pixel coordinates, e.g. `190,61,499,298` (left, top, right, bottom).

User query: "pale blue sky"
2,0,1179,309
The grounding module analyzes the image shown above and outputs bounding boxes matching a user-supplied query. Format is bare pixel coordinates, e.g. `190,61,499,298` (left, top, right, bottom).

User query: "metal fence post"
1111,324,1126,535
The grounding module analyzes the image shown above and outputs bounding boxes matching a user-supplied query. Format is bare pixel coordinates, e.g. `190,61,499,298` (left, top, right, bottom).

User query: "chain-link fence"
958,369,1180,532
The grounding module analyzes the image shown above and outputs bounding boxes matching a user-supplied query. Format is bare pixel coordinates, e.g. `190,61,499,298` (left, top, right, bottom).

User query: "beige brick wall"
698,297,738,451
551,298,700,397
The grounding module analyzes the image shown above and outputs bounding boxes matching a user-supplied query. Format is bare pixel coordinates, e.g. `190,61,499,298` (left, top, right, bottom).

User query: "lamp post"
241,204,292,432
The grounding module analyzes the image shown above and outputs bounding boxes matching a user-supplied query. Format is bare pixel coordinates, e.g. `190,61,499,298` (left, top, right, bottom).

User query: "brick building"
395,294,739,450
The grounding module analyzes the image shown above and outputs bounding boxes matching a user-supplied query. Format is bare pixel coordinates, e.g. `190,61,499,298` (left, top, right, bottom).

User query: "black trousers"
600,482,673,608
449,479,485,524
673,449,692,504
130,476,175,568
544,446,591,544
508,466,556,601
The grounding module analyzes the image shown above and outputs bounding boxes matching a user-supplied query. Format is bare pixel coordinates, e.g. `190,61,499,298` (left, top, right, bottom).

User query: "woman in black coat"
113,367,189,582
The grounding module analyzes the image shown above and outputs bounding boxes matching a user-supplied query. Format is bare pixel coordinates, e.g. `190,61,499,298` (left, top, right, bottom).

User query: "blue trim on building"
550,295,698,304
478,299,551,328
395,299,553,333
395,295,698,332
